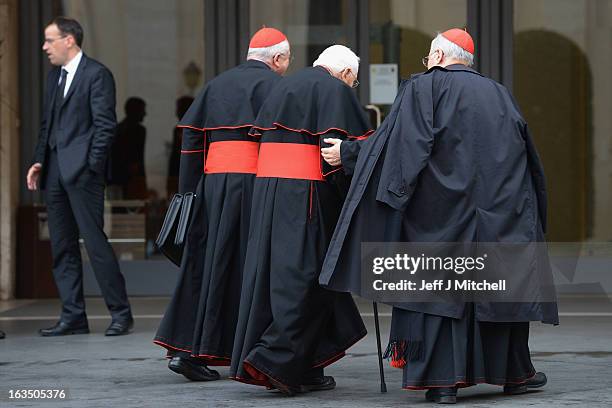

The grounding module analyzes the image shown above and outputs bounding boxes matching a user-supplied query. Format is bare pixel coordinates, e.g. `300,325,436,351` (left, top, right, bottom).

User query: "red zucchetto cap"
249,27,287,48
441,28,475,54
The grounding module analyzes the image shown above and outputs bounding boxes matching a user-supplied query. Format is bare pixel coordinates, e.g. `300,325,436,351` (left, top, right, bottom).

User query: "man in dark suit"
26,17,133,337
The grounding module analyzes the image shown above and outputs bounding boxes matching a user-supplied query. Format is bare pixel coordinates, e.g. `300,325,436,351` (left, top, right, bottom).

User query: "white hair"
313,45,360,75
246,40,290,62
430,33,474,67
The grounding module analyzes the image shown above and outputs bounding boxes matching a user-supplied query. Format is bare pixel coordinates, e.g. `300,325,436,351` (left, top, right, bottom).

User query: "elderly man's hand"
321,138,343,166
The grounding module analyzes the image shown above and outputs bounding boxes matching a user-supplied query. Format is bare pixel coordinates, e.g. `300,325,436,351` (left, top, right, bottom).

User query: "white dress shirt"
59,50,83,97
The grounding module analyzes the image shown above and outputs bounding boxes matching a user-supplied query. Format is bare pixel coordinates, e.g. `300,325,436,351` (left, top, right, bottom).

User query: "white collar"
63,50,83,74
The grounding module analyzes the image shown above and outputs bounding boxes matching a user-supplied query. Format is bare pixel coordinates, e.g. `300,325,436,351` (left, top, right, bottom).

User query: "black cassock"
154,60,280,366
319,64,559,389
230,66,371,388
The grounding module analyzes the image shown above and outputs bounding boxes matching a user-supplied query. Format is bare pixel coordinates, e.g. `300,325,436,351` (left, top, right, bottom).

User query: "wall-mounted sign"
370,63,399,105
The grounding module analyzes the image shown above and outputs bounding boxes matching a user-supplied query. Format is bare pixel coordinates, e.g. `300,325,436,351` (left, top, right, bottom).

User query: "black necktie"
58,68,68,99
49,69,69,149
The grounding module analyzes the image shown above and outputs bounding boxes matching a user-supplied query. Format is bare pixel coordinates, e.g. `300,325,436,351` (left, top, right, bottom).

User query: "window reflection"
369,0,467,81
250,0,352,73
62,0,205,260
514,0,612,242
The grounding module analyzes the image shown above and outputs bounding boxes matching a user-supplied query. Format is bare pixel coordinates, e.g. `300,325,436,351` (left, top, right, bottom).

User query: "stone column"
0,0,20,300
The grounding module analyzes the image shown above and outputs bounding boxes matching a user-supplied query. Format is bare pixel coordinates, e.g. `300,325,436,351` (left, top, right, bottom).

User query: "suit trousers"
44,148,132,324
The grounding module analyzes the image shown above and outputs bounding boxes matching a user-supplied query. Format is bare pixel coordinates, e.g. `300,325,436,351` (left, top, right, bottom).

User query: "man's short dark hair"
49,16,84,47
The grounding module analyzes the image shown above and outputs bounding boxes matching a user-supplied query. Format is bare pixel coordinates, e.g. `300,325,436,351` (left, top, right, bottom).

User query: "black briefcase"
156,193,195,266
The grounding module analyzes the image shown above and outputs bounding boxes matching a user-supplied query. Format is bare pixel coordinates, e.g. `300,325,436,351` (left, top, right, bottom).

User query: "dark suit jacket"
33,53,117,188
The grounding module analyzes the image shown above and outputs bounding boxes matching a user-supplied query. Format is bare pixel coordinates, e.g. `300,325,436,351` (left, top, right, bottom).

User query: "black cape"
319,64,559,325
154,60,280,365
180,60,279,130
230,66,371,389
176,59,282,193
250,66,373,139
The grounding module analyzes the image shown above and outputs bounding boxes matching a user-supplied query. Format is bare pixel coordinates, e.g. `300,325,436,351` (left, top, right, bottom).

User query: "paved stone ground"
1,296,611,407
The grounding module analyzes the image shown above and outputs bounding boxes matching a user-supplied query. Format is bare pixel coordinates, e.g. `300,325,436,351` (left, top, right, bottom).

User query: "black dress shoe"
167,357,220,381
39,321,89,337
299,376,336,393
0,330,5,339
104,319,134,336
526,372,547,388
425,387,457,404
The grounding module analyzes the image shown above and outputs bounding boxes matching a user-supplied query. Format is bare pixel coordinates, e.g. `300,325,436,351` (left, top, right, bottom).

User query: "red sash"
204,141,259,174
256,143,324,181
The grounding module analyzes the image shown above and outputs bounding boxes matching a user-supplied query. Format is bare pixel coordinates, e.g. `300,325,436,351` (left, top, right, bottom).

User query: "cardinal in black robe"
319,29,558,404
154,27,291,381
229,45,371,395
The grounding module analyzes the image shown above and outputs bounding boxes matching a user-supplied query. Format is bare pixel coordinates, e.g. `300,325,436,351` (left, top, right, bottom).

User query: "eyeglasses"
422,49,442,68
43,36,67,45
345,70,359,88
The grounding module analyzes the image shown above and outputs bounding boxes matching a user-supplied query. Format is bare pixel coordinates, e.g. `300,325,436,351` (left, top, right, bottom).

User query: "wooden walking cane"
373,302,387,392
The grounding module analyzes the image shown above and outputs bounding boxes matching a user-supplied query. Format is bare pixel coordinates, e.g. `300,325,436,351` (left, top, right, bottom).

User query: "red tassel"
390,358,406,368
388,341,407,369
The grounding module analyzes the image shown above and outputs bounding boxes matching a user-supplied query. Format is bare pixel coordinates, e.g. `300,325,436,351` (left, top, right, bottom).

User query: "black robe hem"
235,330,366,388
401,369,537,390
153,339,231,367
229,375,270,387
